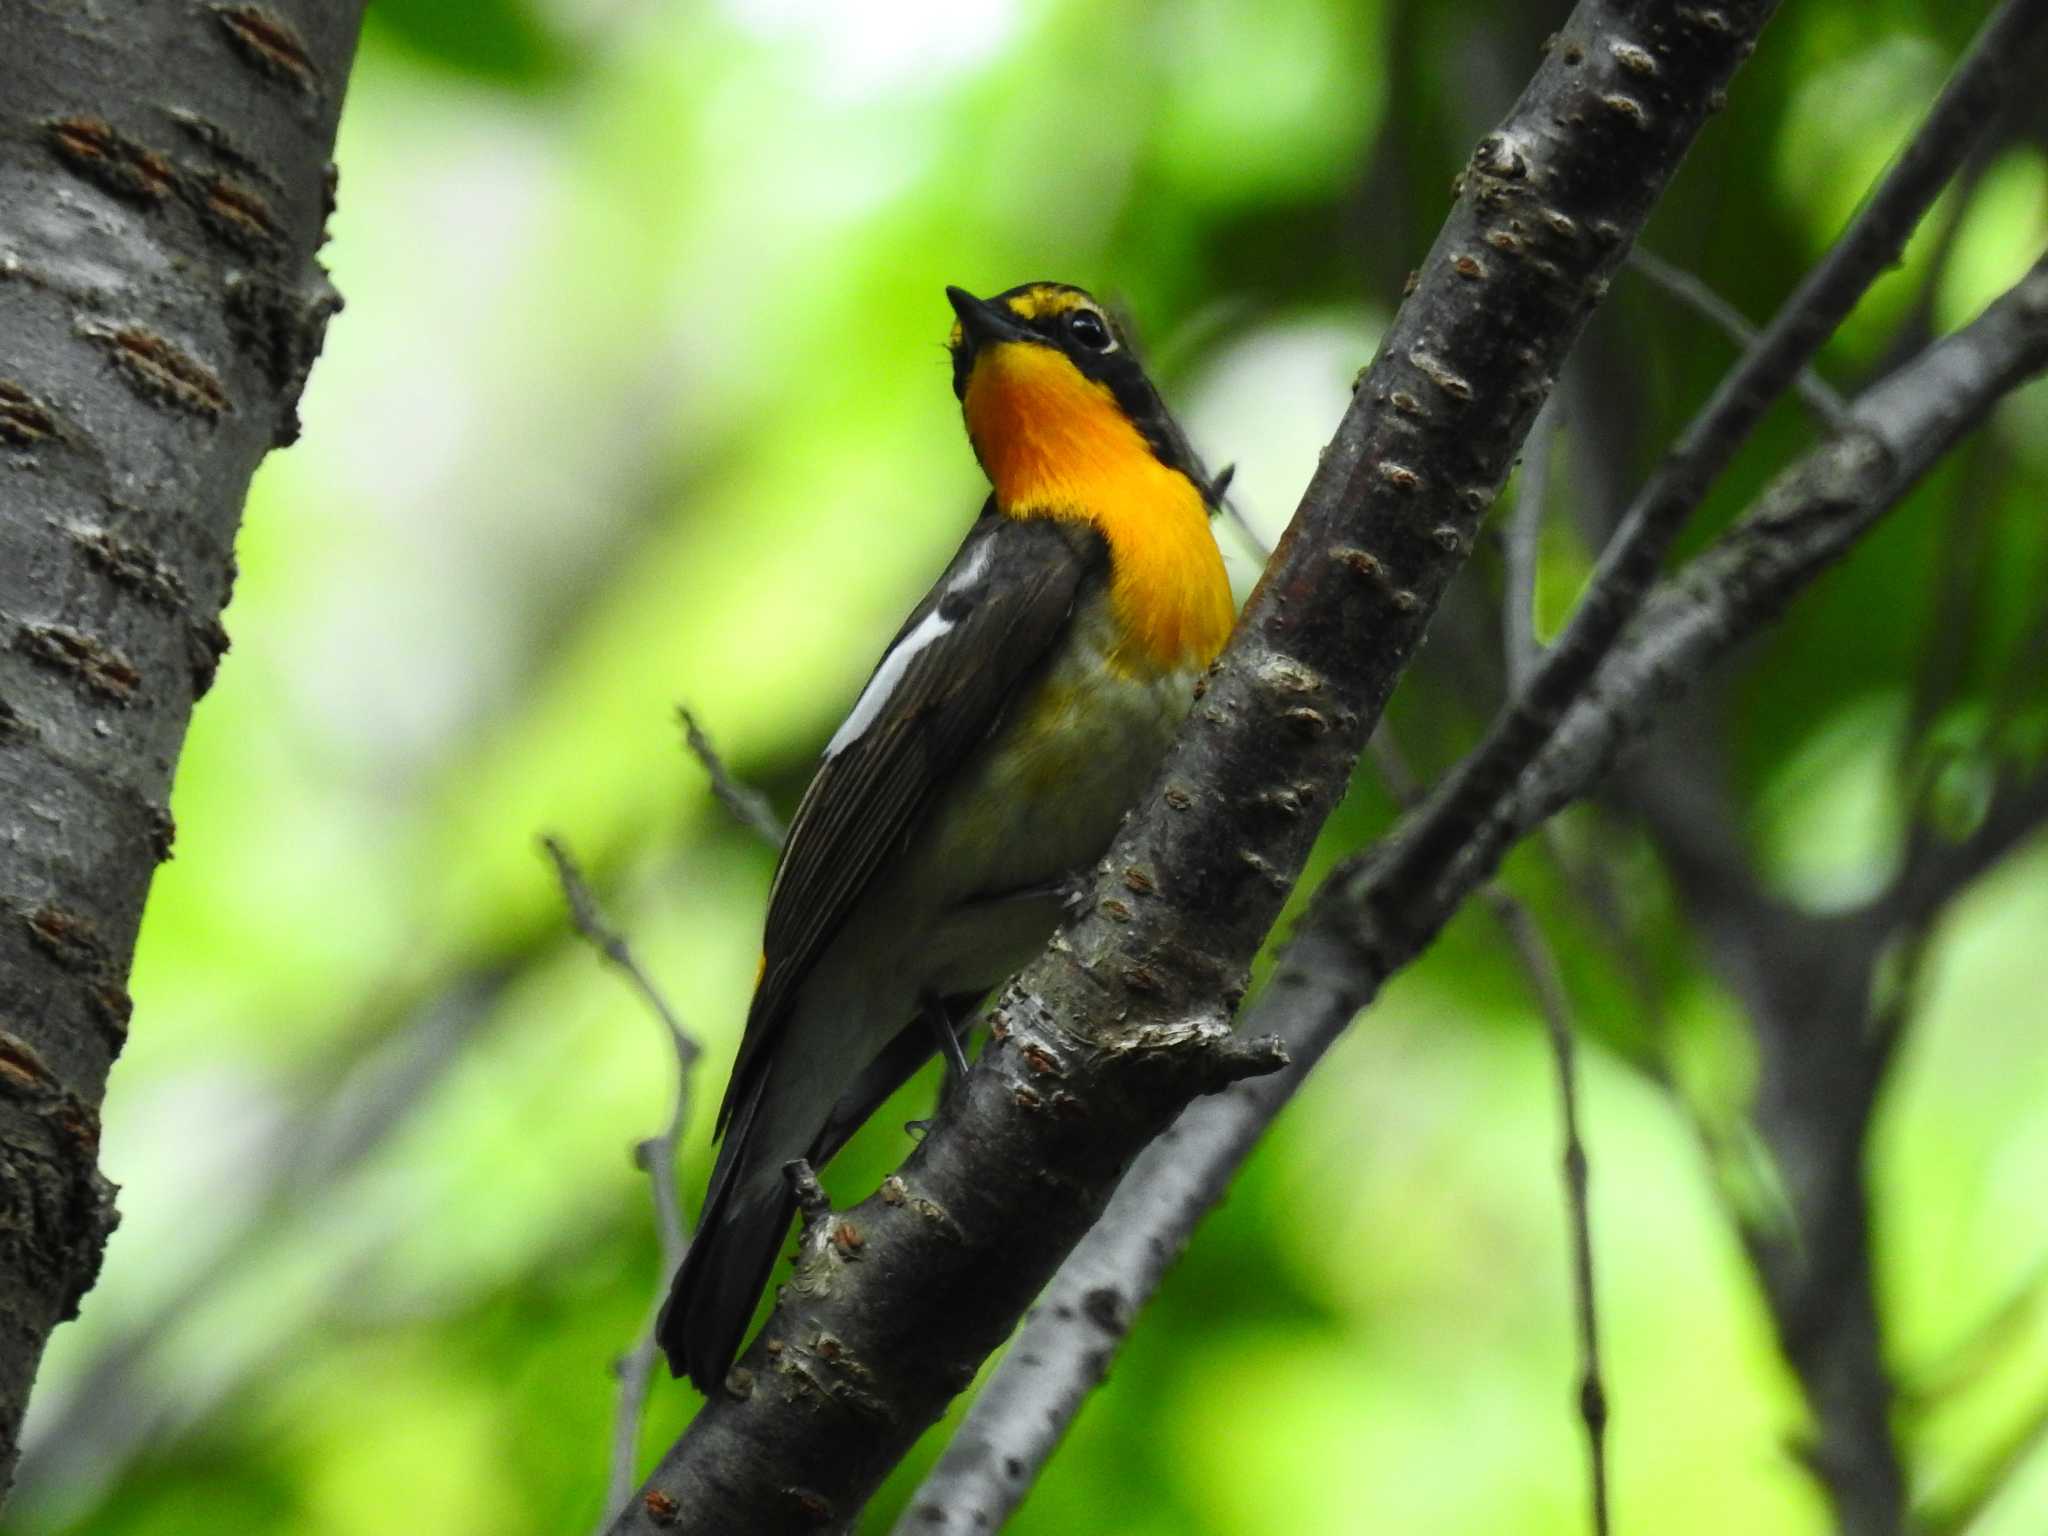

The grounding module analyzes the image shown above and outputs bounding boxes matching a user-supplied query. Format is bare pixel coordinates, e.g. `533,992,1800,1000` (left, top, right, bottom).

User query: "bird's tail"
657,999,975,1391
657,1077,791,1392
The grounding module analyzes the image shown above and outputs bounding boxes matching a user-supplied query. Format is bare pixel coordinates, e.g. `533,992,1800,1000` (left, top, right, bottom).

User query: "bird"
658,281,1237,1392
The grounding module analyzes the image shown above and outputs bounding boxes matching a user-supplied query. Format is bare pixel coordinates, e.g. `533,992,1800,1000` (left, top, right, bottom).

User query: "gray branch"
898,256,2048,1534
607,5,1785,1529
1625,247,1851,428
0,1,364,1494
1374,0,2048,914
679,706,787,849
1484,887,1608,1536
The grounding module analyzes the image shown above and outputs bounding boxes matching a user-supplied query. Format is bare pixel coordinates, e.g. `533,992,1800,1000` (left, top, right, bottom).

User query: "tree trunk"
0,0,365,1493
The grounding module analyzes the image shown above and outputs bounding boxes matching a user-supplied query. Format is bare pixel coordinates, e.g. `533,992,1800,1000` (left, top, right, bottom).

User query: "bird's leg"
905,992,980,1138
921,989,972,1082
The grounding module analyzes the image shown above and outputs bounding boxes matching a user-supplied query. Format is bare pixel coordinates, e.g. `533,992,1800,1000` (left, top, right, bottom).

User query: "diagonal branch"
1625,247,1852,428
897,258,2048,1534
1371,0,2048,924
679,706,787,849
608,4,1784,1530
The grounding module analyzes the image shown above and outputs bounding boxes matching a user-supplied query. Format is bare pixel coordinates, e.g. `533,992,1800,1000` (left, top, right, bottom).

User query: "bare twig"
1506,397,1559,687
1627,248,1852,428
1486,892,1609,1536
893,260,2048,1536
542,836,701,1531
679,706,787,849
1372,0,2048,918
1374,731,1608,1536
1210,463,1276,569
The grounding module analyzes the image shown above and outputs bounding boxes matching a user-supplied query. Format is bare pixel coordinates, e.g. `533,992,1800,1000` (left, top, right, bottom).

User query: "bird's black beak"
946,286,1026,351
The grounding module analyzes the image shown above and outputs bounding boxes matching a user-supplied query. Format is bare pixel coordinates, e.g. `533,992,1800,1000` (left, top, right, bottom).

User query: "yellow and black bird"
659,282,1236,1390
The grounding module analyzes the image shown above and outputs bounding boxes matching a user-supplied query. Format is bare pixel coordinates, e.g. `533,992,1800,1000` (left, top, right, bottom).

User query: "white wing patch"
824,539,994,758
950,538,993,590
826,607,954,757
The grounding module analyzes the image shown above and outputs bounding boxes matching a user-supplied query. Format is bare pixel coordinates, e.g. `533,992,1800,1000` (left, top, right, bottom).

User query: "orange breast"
963,343,1234,676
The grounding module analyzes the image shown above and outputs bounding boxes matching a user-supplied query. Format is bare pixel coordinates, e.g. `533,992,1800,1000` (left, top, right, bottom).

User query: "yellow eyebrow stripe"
1000,285,1088,322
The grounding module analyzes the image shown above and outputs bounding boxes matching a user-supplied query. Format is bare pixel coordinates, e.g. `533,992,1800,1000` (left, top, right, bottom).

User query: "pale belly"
923,596,1197,914
749,592,1203,1190
803,593,1200,1012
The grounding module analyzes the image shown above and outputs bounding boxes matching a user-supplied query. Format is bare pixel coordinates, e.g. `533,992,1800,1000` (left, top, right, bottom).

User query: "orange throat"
963,342,1234,675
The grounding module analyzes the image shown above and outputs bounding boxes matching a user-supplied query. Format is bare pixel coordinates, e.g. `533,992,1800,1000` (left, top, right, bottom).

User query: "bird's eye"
1067,308,1114,352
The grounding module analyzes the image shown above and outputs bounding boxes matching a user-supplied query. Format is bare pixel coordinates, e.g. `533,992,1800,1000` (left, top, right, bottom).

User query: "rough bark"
896,256,2048,1534
612,3,1784,1530
0,0,364,1492
1373,0,2048,917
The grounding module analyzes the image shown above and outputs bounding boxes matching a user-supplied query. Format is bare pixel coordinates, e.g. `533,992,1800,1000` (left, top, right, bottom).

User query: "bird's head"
944,283,1212,511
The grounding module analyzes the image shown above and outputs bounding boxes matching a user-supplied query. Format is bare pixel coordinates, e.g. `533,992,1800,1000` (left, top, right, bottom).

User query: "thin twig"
1207,461,1279,570
1883,769,2048,929
1372,733,1610,1536
1372,0,2048,915
542,836,700,1531
1487,892,1609,1536
679,706,787,849
1495,425,1611,1535
1626,248,1852,428
1506,397,1559,688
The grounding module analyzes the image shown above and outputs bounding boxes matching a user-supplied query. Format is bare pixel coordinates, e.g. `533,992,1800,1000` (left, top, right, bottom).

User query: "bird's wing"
713,505,1100,1135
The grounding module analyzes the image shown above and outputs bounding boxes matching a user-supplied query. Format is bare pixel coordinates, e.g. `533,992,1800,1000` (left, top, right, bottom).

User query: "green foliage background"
13,0,2048,1532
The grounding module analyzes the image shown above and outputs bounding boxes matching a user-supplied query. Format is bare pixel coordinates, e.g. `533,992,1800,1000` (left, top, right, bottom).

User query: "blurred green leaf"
365,0,573,86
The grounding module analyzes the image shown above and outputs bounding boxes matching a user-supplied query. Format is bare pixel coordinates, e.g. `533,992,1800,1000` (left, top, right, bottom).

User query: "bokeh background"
13,0,2048,1532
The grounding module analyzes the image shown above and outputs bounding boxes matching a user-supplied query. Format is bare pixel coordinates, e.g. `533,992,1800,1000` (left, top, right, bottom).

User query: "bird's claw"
1058,870,1092,916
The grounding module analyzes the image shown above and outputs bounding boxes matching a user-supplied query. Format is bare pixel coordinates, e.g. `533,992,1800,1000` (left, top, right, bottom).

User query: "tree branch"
1371,0,2048,923
609,4,1783,1529
542,838,703,1531
897,257,2048,1533
1625,247,1852,428
679,706,786,849
1485,886,1609,1536
0,2,364,1494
